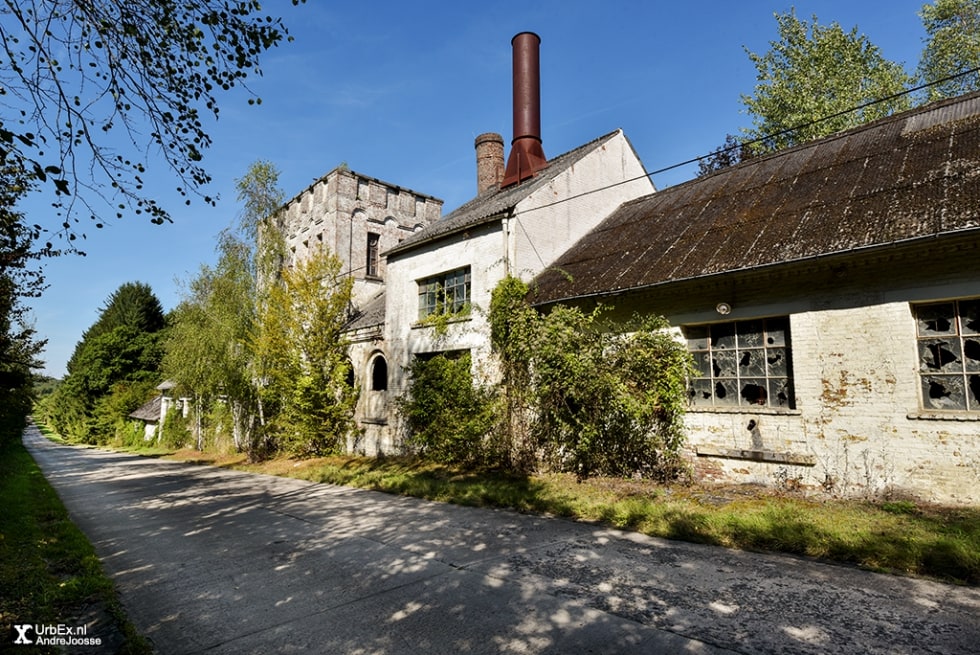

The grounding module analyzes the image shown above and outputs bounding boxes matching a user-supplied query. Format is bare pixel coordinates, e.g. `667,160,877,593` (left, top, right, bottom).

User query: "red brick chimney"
475,132,504,195
502,32,547,187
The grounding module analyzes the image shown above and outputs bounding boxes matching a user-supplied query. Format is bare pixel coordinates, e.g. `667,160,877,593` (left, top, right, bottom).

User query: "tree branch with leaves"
0,0,306,240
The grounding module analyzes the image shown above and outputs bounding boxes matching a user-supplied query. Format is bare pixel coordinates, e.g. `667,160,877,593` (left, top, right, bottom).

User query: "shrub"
490,276,694,481
401,352,496,466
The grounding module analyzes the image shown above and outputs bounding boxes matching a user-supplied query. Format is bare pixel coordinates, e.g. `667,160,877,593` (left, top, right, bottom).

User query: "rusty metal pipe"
503,32,548,187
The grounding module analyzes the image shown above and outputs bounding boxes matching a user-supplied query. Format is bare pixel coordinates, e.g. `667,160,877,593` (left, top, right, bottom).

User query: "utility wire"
513,66,980,218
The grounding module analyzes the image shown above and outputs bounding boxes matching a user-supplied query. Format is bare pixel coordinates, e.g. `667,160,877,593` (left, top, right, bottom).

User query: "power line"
513,66,980,218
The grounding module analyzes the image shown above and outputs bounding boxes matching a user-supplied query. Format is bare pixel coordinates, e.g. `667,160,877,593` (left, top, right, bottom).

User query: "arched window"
345,360,355,388
371,355,388,391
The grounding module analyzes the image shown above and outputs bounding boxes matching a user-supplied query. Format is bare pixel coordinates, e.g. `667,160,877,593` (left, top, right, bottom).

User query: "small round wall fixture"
716,302,732,315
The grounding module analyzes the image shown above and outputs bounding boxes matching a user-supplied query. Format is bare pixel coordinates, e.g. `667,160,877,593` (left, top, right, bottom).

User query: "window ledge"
695,445,815,466
907,411,980,422
411,315,472,329
688,406,801,416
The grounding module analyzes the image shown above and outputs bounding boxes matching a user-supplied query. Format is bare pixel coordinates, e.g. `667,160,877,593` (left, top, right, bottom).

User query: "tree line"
698,1,980,175
1,1,307,449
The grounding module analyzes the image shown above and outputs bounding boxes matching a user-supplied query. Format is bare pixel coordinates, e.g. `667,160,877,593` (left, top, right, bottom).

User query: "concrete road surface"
21,425,980,654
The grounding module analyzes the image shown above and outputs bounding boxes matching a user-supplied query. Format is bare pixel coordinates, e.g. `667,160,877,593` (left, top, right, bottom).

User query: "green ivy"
489,276,694,481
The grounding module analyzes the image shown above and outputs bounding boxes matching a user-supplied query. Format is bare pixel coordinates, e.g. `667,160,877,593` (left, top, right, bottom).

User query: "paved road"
22,425,980,654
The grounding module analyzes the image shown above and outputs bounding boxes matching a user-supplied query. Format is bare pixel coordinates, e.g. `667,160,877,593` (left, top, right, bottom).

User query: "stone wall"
280,167,442,309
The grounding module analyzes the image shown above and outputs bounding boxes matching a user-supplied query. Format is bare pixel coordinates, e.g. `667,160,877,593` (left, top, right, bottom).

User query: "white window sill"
411,315,472,329
687,406,801,416
907,411,980,421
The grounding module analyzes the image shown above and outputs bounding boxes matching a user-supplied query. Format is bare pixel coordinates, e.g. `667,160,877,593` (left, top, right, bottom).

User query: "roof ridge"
386,129,625,257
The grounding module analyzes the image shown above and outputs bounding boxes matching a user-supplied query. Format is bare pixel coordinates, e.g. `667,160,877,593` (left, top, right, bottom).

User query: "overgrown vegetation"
400,352,496,466
401,276,694,479
0,437,150,653
0,162,47,450
255,246,357,457
161,161,358,460
164,448,980,585
35,282,166,445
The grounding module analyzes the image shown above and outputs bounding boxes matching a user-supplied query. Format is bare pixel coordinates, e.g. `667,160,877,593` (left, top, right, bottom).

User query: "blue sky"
25,0,931,377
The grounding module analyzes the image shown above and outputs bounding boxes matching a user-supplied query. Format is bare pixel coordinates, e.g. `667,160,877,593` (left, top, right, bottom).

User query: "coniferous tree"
43,282,166,442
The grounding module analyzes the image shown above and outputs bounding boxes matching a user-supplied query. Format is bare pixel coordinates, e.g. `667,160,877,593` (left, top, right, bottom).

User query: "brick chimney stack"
475,132,505,195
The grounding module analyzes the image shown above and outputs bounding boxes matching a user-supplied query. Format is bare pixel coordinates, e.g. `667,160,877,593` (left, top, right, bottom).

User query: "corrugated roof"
386,130,626,257
532,92,980,306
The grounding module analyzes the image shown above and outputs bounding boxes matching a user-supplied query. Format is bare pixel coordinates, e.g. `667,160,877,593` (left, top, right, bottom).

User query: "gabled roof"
532,92,980,306
386,130,626,257
129,395,162,423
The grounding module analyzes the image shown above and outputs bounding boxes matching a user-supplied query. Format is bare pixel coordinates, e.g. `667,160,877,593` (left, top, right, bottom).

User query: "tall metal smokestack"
502,32,547,187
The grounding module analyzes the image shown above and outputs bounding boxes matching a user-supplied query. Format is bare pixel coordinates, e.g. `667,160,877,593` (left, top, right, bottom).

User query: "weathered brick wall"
685,302,980,505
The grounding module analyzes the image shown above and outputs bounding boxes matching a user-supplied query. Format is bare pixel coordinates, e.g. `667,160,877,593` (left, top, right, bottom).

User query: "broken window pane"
737,321,763,348
712,350,738,378
685,317,794,409
915,298,980,412
712,323,736,349
921,374,967,411
688,378,713,406
766,318,788,347
739,349,767,377
767,348,788,377
714,379,739,406
916,303,956,336
964,339,980,372
918,339,962,372
686,325,710,350
740,380,768,405
960,300,980,334
769,378,792,407
691,351,712,378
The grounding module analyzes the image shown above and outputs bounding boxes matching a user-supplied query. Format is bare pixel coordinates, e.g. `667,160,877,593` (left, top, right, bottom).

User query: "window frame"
366,232,381,278
417,267,471,320
913,298,980,413
685,316,795,410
